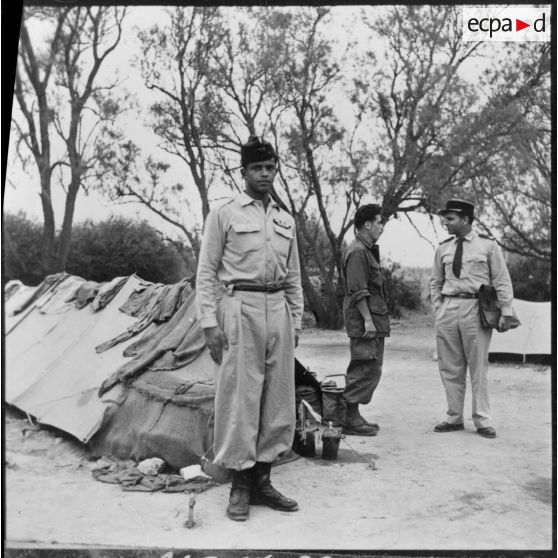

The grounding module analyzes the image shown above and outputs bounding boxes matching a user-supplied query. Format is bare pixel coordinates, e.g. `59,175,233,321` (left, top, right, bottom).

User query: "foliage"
3,213,188,285
108,7,229,262
11,6,549,329
506,254,551,302
3,212,45,286
65,217,187,284
12,6,126,275
382,262,424,318
93,6,550,327
470,43,551,262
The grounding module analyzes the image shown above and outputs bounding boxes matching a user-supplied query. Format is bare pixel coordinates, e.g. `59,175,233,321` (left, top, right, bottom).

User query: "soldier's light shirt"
430,231,514,315
196,192,303,330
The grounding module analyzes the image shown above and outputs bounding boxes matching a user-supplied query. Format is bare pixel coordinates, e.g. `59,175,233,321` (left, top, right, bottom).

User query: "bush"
3,212,44,285
382,262,424,318
66,216,186,283
3,212,188,285
506,254,551,301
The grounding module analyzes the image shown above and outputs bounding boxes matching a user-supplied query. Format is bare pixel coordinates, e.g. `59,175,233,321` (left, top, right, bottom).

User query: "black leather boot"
250,461,298,512
343,403,379,436
226,469,251,521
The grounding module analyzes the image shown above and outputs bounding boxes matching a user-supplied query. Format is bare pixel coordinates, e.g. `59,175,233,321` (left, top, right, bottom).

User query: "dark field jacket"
342,234,390,339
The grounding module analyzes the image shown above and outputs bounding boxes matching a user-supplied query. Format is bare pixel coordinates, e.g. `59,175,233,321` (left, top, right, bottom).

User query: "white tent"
489,299,551,360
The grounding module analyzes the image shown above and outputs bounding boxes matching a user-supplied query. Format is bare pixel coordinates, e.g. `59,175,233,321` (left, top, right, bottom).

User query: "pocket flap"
467,255,488,263
233,223,261,233
367,292,388,315
274,223,293,239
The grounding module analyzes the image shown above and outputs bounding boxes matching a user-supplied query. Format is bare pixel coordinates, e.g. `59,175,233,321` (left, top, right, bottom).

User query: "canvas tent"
4,273,224,468
489,299,551,360
4,273,320,470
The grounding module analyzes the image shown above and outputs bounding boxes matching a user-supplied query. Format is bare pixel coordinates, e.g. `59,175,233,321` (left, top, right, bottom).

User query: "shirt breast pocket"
230,222,262,252
273,223,293,258
466,254,489,277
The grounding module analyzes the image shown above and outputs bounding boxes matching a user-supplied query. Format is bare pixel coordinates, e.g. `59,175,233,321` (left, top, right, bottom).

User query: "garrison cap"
240,135,278,168
438,198,475,218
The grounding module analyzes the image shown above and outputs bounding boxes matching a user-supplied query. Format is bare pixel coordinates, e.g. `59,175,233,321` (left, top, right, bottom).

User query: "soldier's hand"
497,315,513,333
363,319,376,338
295,329,301,348
203,326,228,364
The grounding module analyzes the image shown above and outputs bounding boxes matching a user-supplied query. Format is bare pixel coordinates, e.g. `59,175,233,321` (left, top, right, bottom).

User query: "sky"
4,5,503,268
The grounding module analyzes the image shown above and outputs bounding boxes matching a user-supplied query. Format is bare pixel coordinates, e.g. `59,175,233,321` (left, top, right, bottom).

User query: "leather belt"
231,284,285,293
445,293,478,299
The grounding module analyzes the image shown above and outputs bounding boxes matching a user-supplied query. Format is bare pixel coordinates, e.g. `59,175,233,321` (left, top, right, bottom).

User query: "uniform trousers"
213,290,295,471
435,298,493,428
343,337,384,405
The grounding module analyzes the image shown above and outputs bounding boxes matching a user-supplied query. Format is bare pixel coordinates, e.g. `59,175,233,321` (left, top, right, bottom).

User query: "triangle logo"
516,19,530,31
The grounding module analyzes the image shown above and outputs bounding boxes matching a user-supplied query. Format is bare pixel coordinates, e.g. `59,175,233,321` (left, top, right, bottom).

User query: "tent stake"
184,492,196,528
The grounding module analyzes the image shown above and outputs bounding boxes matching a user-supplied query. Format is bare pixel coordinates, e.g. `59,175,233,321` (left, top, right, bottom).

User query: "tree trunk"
39,168,56,276
54,174,81,273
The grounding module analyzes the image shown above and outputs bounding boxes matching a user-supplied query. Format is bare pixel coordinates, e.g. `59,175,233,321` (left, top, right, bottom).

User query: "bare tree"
470,43,551,261
12,6,126,274
96,138,198,269
265,8,369,327
125,6,228,262
356,6,487,221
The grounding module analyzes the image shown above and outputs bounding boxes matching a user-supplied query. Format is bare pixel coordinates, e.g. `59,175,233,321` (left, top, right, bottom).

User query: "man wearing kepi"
430,198,515,439
196,136,303,521
341,204,390,437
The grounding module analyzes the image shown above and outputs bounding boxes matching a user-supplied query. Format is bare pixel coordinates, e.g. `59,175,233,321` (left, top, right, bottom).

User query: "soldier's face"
242,159,277,199
442,212,469,235
365,215,384,242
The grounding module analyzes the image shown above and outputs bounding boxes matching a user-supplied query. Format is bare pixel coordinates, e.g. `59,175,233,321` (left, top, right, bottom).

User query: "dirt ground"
4,314,553,552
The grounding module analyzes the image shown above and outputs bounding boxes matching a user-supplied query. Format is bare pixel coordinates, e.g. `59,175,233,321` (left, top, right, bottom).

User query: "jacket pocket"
367,293,390,336
343,294,391,338
367,292,388,315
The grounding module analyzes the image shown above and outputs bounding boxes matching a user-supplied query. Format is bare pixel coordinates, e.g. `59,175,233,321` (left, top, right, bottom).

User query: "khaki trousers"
213,290,295,470
435,298,493,428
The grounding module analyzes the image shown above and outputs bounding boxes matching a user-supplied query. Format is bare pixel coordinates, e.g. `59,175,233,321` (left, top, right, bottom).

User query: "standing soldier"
341,204,390,436
196,136,303,521
430,198,515,439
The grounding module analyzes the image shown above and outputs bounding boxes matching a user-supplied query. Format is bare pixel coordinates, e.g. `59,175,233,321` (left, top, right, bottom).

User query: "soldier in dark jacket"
341,204,390,436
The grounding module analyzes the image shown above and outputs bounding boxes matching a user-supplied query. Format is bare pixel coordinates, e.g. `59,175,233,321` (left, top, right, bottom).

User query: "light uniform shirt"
196,192,304,330
430,231,514,316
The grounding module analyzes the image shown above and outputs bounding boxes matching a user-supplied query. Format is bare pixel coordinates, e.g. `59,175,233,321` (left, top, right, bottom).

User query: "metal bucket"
293,429,316,457
321,427,342,460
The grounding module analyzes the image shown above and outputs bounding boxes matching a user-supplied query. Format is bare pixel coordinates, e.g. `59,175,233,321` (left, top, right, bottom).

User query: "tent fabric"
5,274,143,440
94,278,190,354
489,299,551,357
91,366,216,468
4,272,220,468
4,281,38,332
98,288,206,395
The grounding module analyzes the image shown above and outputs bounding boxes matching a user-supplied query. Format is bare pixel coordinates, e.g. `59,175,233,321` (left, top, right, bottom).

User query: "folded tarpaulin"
92,460,214,493
95,278,191,353
99,289,206,395
91,276,129,311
